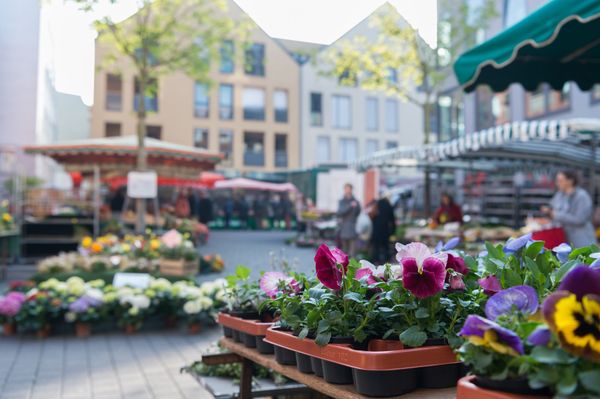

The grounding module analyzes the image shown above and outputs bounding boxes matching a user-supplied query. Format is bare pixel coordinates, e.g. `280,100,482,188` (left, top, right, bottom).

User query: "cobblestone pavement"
0,327,222,399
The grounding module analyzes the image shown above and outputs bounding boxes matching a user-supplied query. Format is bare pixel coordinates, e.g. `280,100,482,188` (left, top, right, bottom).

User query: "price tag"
127,171,158,198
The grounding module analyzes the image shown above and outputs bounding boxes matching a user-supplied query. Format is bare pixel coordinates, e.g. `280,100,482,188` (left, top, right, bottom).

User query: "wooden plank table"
220,338,456,399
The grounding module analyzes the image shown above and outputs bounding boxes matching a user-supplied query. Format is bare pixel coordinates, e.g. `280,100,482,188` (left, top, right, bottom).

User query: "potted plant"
116,287,152,333
180,296,214,334
158,230,198,276
64,292,105,337
14,290,64,338
0,292,26,335
457,264,600,398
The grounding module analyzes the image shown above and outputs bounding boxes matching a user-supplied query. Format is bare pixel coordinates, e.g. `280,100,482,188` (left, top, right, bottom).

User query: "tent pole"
93,164,100,238
591,132,597,207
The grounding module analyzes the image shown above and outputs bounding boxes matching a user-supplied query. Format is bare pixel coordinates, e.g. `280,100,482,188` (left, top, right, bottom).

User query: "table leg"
239,358,253,399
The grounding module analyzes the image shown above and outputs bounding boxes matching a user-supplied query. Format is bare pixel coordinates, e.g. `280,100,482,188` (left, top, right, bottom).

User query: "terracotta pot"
125,324,137,334
457,376,551,399
187,323,202,334
75,322,91,338
36,325,51,339
2,322,16,336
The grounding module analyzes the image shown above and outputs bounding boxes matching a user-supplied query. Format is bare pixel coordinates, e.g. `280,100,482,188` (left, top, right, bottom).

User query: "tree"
320,0,496,215
73,0,249,232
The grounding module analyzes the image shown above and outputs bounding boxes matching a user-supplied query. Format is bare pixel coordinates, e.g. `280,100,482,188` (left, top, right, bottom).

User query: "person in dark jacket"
337,183,361,256
197,190,213,224
370,196,396,263
433,193,463,225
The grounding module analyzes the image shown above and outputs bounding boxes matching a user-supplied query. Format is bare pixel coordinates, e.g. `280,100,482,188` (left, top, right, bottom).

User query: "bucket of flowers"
0,292,26,335
158,230,198,276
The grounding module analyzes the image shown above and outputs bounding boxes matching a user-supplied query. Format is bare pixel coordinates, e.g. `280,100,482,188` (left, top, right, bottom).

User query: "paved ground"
0,231,317,399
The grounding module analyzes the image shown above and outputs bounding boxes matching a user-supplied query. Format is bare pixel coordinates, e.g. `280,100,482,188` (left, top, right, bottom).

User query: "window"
366,97,379,131
105,74,122,111
592,85,600,102
243,87,265,120
193,128,209,149
275,134,288,168
317,136,330,163
243,132,264,166
105,122,121,137
504,0,527,28
385,99,399,132
146,125,162,139
134,78,158,112
220,40,234,73
386,141,398,149
332,95,351,129
366,140,379,156
339,138,358,162
525,84,571,118
274,90,288,123
310,92,323,126
476,87,511,130
194,82,210,118
245,43,265,76
438,92,465,142
388,68,398,85
219,129,234,166
219,84,234,120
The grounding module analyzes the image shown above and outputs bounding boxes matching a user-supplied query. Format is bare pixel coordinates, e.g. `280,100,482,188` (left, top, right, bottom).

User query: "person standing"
542,170,596,247
432,193,463,226
370,195,396,263
197,190,213,224
337,183,361,256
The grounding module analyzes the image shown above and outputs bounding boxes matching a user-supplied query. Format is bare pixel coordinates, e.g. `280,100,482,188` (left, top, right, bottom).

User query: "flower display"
459,315,524,356
314,244,348,290
478,275,502,296
396,242,447,298
484,285,538,321
259,271,300,298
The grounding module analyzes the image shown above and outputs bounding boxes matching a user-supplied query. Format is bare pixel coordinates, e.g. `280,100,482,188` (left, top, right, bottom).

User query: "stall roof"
353,119,600,171
214,177,297,192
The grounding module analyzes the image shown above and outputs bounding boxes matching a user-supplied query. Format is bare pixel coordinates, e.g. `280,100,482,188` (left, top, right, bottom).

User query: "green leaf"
235,265,251,280
317,319,330,334
315,332,331,346
298,327,309,340
485,242,502,259
399,326,428,347
553,260,578,284
556,371,578,396
525,241,545,259
343,292,363,303
415,307,430,319
504,269,522,287
580,370,600,394
530,346,572,364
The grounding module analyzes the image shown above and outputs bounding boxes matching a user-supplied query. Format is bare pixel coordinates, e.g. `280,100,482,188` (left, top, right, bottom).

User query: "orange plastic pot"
217,313,272,336
457,376,551,399
264,327,458,371
75,322,91,338
2,322,15,336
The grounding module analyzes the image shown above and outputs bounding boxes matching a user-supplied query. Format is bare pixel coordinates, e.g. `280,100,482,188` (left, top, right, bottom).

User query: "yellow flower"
150,239,160,251
122,243,131,253
81,236,93,248
2,213,12,223
91,242,103,253
467,330,520,357
554,294,600,354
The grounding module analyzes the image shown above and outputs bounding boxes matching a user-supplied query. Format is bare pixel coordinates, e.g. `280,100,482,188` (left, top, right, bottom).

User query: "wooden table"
220,338,456,399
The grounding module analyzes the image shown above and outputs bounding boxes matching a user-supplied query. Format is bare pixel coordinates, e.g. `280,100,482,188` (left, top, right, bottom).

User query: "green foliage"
224,265,265,313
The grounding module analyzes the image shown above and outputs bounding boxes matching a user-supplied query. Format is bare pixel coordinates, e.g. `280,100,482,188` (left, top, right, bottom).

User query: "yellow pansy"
467,330,520,357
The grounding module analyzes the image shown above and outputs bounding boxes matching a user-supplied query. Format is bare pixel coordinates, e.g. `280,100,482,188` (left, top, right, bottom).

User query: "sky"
48,0,437,106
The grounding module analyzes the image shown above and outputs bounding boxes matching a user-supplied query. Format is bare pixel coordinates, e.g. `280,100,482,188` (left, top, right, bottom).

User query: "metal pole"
591,132,597,207
93,165,100,238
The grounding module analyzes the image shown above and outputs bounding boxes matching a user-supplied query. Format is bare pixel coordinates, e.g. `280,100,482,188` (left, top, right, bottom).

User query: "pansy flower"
314,245,348,291
504,233,532,254
355,260,402,285
527,326,551,347
552,243,572,263
485,285,539,321
589,252,600,269
434,237,460,253
543,266,600,362
446,253,469,275
478,275,502,296
260,271,300,298
459,315,524,356
396,242,447,298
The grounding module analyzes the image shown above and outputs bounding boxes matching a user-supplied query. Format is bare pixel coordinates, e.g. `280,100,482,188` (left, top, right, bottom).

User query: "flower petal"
552,243,572,263
527,326,551,347
443,237,461,251
558,265,600,298
396,242,432,267
260,271,289,298
315,244,343,290
459,315,524,355
504,233,532,253
446,253,468,275
401,257,446,298
478,275,502,296
485,285,539,320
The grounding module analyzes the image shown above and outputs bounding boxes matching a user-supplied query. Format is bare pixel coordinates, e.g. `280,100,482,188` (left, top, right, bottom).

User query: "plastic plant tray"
217,313,272,336
456,376,551,399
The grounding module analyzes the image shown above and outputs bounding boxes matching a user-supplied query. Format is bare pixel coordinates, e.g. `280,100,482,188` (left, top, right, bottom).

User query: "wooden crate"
158,258,197,276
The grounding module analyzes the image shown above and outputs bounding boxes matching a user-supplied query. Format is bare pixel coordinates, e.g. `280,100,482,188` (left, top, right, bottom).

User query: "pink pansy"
446,254,469,275
260,271,300,298
479,275,502,296
315,245,348,290
396,242,447,298
160,229,183,249
448,273,466,291
356,260,402,284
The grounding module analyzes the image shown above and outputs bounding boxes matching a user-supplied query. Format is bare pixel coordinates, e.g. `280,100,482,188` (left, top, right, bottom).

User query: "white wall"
55,92,90,141
299,9,423,168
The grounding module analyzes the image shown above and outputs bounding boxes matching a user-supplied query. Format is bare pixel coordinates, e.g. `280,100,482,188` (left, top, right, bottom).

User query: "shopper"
197,190,213,224
370,195,396,263
433,193,463,225
337,183,361,256
542,170,596,247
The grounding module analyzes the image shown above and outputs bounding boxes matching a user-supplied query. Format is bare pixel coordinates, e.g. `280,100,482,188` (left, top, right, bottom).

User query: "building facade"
437,0,600,142
90,1,300,173
279,4,424,169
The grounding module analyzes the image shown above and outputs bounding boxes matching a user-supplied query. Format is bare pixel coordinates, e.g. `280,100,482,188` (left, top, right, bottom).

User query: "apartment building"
437,0,600,142
90,1,300,173
278,4,423,168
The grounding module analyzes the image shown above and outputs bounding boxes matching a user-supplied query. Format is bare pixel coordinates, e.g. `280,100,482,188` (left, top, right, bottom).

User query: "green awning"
454,0,600,93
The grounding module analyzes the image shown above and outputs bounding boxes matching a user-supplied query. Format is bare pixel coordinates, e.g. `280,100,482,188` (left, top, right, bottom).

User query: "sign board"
113,272,151,289
127,171,157,198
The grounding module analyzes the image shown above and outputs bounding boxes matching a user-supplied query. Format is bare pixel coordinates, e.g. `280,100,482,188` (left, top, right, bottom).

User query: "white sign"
113,272,152,289
127,171,158,198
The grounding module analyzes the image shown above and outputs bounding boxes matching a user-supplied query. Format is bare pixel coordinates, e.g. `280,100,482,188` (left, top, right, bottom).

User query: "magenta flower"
479,275,502,296
397,242,447,298
355,261,379,285
446,254,469,275
315,245,348,290
448,273,466,291
260,271,300,298
0,297,22,318
5,292,26,304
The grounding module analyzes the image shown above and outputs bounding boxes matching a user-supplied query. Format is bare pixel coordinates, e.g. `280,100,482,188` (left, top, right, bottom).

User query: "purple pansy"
315,244,348,291
557,265,600,299
478,275,502,296
485,285,539,320
504,233,532,254
590,253,600,269
434,237,461,253
527,326,551,347
552,243,572,263
459,315,524,356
